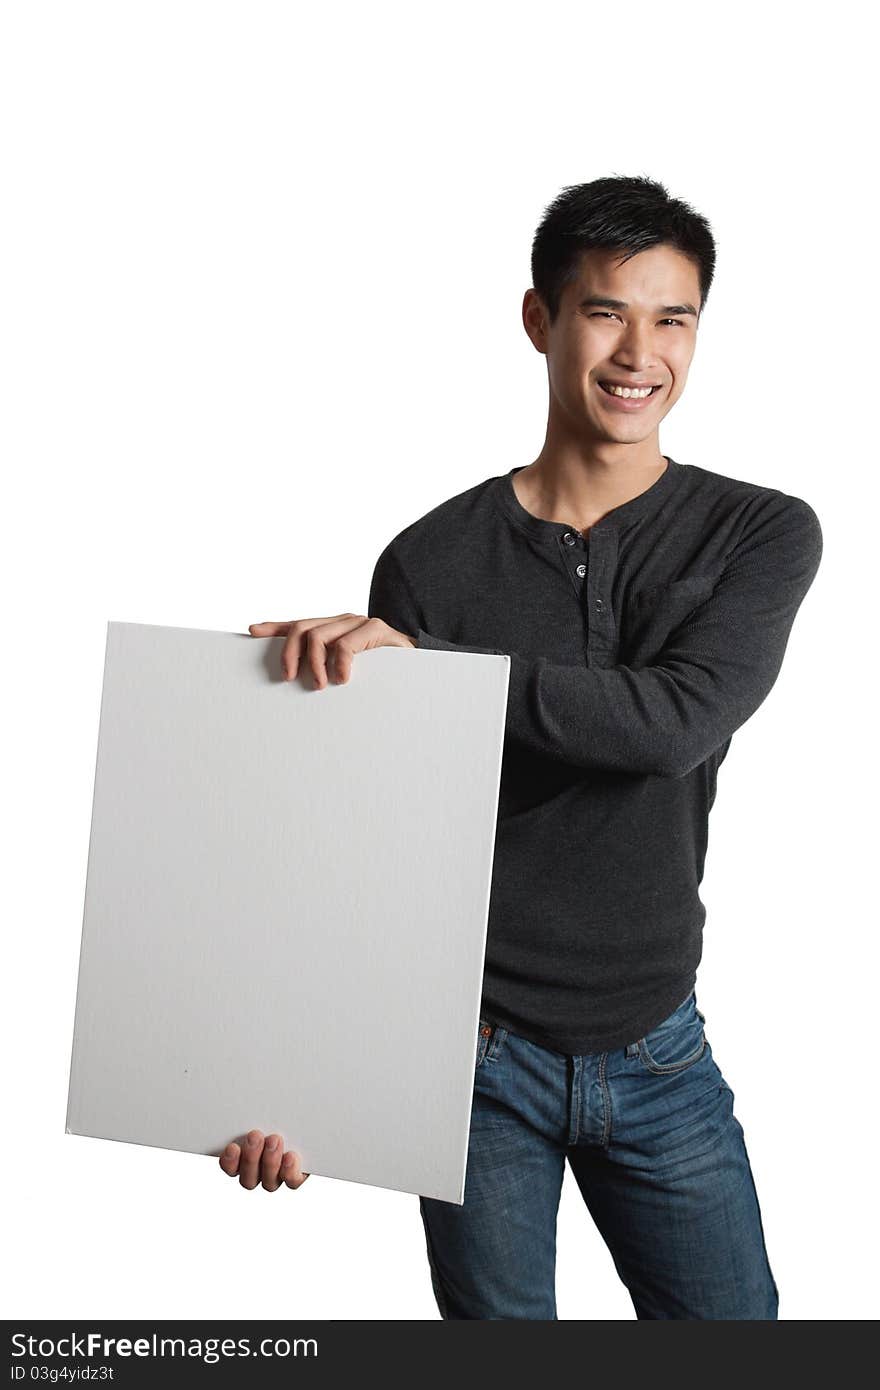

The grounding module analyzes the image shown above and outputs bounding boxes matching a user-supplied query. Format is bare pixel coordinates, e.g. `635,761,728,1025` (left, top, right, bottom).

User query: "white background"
2,0,875,1321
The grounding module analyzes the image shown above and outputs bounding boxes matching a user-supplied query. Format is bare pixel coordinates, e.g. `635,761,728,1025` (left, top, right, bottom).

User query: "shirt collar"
494,456,683,543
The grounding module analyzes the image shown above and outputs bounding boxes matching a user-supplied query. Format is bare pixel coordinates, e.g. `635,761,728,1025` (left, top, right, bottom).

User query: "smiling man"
240,175,822,1321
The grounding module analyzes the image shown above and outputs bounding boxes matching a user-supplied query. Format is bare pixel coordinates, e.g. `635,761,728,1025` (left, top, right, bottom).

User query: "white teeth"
602,383,655,398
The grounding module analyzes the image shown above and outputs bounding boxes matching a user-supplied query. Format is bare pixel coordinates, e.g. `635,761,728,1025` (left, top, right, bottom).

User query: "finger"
281,1150,310,1190
238,1129,264,1189
260,1133,285,1192
278,616,358,684
307,626,331,690
219,1141,241,1177
249,622,291,637
332,617,386,684
305,615,371,689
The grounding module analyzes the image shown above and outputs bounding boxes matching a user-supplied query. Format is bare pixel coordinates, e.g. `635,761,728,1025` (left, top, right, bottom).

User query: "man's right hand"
219,1129,310,1192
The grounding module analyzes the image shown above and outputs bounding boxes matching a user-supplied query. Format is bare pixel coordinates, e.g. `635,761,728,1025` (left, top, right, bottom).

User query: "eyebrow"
579,295,699,317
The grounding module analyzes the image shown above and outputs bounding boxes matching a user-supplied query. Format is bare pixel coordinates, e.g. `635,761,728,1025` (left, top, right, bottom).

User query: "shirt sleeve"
367,542,424,641
368,496,823,779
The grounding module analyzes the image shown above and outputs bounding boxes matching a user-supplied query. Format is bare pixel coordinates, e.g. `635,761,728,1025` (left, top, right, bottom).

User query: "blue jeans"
419,990,779,1319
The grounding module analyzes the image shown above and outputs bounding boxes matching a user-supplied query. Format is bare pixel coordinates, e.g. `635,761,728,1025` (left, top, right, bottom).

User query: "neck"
514,449,669,533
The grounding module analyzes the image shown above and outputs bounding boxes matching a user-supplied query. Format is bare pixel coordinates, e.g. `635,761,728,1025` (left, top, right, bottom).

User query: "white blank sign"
66,621,510,1204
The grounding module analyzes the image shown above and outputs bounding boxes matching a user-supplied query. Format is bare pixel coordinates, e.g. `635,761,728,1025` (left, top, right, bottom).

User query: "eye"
589,311,686,326
589,312,685,327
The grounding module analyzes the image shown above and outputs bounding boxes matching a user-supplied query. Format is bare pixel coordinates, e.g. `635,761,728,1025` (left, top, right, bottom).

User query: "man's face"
524,244,701,445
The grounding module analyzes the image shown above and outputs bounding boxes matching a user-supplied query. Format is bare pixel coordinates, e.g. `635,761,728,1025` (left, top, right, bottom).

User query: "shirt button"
595,597,604,610
576,563,587,577
562,532,577,546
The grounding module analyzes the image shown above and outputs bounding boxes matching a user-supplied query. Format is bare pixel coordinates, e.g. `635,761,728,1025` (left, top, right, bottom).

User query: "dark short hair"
531,175,716,325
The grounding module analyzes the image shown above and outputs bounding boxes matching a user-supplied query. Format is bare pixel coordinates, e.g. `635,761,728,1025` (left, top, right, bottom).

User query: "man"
221,175,822,1320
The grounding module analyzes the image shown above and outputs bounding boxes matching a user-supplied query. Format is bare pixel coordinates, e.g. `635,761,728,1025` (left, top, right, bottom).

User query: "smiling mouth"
598,381,661,398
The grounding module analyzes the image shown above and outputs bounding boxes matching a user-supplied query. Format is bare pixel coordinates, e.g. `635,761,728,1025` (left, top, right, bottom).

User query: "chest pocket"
620,574,720,666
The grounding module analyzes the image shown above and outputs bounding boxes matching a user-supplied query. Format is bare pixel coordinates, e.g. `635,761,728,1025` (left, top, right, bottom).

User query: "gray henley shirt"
367,455,823,1053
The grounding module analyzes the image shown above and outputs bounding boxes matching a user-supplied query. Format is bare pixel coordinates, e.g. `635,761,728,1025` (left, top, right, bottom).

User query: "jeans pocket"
476,1018,508,1069
637,992,707,1075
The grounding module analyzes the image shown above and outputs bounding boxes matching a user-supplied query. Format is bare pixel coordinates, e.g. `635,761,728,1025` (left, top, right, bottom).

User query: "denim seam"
568,1055,582,1145
598,1051,612,1147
